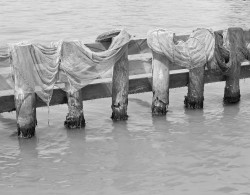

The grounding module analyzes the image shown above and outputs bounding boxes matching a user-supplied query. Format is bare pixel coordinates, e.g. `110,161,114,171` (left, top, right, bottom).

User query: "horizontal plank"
1,64,250,113
0,53,187,91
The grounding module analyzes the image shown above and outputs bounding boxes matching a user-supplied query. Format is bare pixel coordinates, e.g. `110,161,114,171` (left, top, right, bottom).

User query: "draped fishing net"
8,29,130,105
208,28,250,74
59,29,130,93
1,27,249,108
147,28,215,69
10,42,60,104
206,30,230,73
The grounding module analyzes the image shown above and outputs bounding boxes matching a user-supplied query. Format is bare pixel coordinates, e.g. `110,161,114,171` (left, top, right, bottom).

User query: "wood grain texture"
223,28,248,103
111,46,129,120
184,66,205,109
64,91,85,129
14,73,37,138
151,51,170,115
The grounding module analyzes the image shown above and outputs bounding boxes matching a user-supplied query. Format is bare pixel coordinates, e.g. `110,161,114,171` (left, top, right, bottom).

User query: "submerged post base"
111,104,128,121
15,92,37,139
224,89,241,104
184,96,204,109
152,98,168,116
64,112,85,129
18,124,36,138
65,90,85,129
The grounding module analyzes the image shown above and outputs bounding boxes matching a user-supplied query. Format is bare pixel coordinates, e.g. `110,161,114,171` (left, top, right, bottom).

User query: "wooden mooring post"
184,66,205,109
223,28,249,104
64,90,85,128
111,45,129,120
14,73,37,138
151,51,170,115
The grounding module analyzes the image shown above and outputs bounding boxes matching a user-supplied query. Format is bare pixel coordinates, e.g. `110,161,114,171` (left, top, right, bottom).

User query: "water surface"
0,0,250,194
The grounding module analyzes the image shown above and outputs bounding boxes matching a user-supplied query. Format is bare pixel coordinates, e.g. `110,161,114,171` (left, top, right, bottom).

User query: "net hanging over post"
147,28,216,110
10,42,60,106
7,29,130,137
59,29,131,94
147,28,215,69
9,29,131,106
221,28,250,103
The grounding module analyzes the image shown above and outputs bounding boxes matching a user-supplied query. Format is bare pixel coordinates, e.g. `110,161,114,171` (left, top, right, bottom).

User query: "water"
1,0,250,44
1,0,250,194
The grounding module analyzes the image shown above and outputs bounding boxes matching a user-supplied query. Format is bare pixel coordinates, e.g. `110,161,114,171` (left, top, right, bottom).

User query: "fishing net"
207,30,230,73
9,29,131,105
147,28,215,69
59,29,130,93
10,42,60,104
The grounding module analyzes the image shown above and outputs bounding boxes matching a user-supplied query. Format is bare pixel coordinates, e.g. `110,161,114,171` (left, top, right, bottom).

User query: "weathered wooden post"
95,30,129,120
14,73,37,138
111,45,129,120
184,66,205,109
224,64,241,104
151,51,170,115
64,90,85,128
223,28,249,103
183,29,216,109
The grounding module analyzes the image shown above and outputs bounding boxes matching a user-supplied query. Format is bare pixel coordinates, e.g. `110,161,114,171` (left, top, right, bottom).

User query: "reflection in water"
18,137,38,158
0,82,250,194
112,121,132,173
129,98,151,108
151,114,169,134
222,102,240,121
66,128,86,142
16,137,41,187
220,102,241,136
184,108,205,133
0,0,250,194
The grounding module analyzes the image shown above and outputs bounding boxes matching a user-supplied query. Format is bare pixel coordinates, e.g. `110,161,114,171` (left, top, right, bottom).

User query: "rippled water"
1,0,250,194
1,0,250,44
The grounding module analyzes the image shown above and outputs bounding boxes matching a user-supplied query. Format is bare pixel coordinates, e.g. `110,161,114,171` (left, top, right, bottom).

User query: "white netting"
247,42,250,52
8,29,131,105
147,28,215,69
10,42,60,104
59,29,130,93
222,29,230,51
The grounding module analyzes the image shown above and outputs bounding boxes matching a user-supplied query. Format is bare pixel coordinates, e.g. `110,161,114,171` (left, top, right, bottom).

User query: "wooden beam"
0,63,249,113
0,54,185,91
